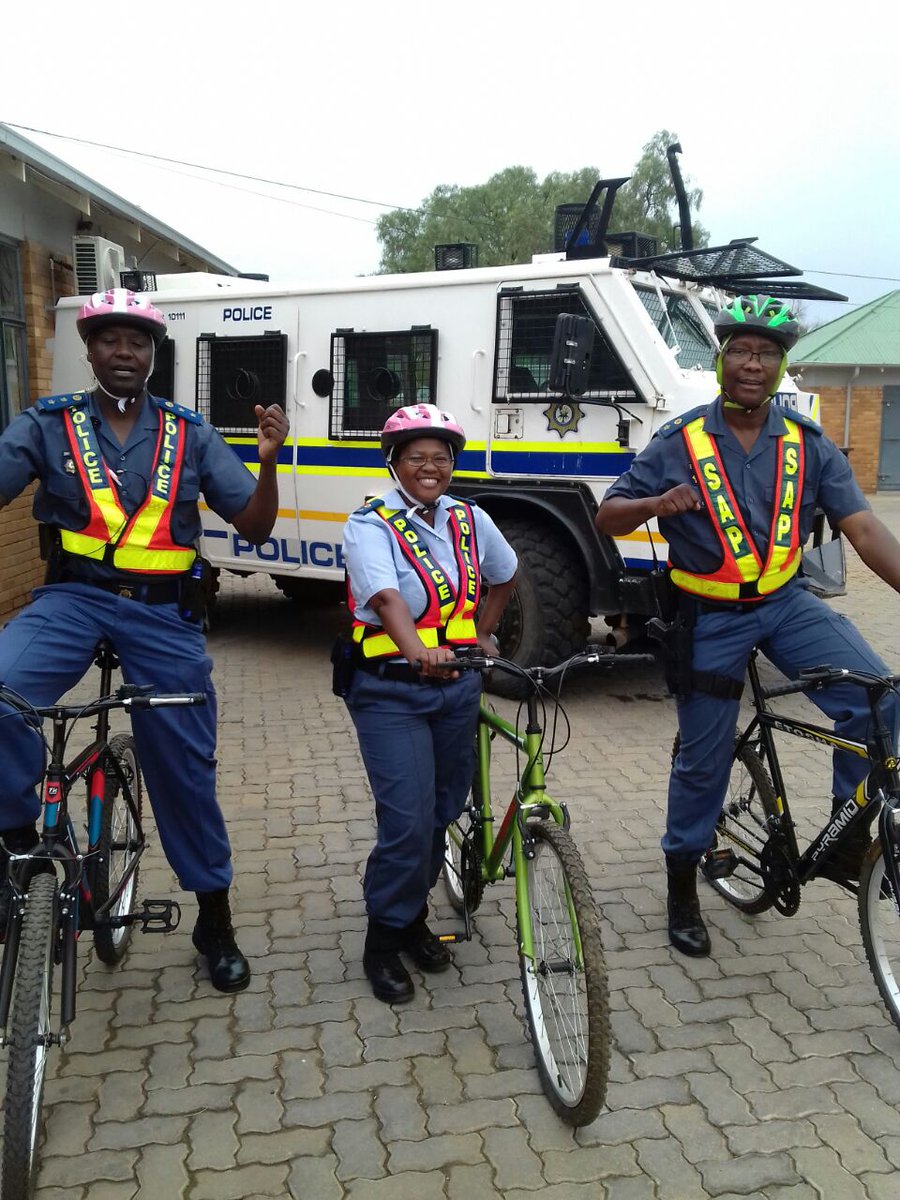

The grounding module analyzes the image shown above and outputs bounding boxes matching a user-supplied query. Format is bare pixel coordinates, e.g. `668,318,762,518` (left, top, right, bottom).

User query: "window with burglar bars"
0,238,28,431
330,328,438,439
494,289,638,402
196,333,287,433
633,287,718,371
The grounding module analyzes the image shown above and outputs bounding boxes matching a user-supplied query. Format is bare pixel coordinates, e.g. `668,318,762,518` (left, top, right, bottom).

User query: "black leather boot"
364,919,414,1004
404,905,451,972
666,856,711,957
0,824,39,943
192,889,251,993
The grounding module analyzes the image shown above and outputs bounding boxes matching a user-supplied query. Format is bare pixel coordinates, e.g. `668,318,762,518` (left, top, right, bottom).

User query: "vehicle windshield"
633,286,717,371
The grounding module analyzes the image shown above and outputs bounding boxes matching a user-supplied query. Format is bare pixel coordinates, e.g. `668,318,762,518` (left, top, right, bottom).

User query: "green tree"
376,131,707,273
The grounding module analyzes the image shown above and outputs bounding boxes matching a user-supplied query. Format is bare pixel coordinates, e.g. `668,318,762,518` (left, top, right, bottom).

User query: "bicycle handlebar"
0,685,207,722
442,645,655,684
760,664,900,701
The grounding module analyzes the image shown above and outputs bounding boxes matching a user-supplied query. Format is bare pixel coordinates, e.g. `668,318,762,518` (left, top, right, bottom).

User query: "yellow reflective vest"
60,402,196,575
669,415,805,601
352,501,481,658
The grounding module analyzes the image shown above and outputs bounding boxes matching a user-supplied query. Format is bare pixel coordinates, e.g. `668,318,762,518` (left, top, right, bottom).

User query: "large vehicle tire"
490,518,590,698
275,577,345,607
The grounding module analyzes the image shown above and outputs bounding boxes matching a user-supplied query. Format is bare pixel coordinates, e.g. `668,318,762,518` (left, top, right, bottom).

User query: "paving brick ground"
8,497,900,1198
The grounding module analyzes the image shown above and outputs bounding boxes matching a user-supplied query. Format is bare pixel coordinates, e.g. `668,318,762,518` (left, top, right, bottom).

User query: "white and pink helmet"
380,403,466,461
76,288,167,346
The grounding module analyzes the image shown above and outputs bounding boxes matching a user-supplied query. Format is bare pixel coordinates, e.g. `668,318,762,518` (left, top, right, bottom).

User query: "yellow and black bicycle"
697,648,900,1028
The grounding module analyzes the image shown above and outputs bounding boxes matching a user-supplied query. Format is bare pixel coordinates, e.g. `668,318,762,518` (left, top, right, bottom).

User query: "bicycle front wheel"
92,734,142,965
2,872,59,1200
858,839,900,1030
518,820,609,1127
701,740,777,915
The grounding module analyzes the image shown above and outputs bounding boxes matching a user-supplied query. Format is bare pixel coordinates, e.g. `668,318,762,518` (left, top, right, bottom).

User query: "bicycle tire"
92,734,142,965
678,734,777,915
442,773,485,915
858,839,900,1030
518,820,609,1127
2,872,59,1200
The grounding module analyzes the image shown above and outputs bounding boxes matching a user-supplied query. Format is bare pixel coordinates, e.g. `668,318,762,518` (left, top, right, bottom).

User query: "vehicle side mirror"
549,314,594,396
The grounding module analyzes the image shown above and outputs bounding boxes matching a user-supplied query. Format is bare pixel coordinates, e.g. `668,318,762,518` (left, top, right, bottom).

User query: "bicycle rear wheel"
2,872,59,1200
697,739,777,915
442,772,485,915
518,820,608,1127
858,839,900,1030
92,734,142,965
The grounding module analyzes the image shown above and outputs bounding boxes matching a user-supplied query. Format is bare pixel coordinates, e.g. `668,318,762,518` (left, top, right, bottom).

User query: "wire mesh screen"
195,334,287,433
147,338,176,402
329,328,438,439
554,204,603,254
633,287,717,371
494,290,637,401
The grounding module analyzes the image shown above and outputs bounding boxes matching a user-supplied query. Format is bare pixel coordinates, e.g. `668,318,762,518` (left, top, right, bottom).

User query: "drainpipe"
844,366,860,453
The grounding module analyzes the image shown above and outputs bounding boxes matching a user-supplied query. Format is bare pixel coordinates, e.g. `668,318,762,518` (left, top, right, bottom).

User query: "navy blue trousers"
0,584,231,891
666,586,900,862
346,669,482,929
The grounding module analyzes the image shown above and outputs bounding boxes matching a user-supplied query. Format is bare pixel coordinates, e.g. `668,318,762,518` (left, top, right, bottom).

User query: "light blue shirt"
343,486,518,628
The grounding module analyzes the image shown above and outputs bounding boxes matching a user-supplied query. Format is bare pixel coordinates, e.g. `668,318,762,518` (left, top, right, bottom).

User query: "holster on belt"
646,574,695,697
39,525,64,584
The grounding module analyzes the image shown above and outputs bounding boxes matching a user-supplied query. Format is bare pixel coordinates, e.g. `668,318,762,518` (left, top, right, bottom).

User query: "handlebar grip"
128,694,208,709
760,679,810,699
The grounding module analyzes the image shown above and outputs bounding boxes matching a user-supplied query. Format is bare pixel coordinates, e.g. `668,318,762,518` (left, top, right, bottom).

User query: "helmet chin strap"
722,394,772,412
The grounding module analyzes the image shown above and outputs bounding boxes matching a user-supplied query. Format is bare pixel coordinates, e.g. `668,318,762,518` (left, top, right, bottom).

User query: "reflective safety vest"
669,415,805,601
352,501,481,658
60,403,195,574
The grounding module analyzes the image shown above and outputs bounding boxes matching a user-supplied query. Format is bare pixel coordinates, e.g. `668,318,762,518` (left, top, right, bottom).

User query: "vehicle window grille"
330,328,438,439
494,290,637,402
148,338,176,403
633,287,717,371
195,333,287,433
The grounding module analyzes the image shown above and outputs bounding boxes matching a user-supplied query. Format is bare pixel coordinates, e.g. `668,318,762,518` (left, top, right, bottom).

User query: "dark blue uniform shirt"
605,398,869,578
0,392,257,582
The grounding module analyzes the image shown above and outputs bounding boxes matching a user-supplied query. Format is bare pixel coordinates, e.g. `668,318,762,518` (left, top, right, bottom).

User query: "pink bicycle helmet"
380,403,466,460
76,289,167,346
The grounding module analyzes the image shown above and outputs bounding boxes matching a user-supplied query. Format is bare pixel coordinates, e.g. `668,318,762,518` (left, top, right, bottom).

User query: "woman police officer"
341,403,517,1003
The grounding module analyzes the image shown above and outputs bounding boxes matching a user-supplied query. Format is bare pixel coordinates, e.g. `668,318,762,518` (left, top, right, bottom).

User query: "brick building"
793,291,900,492
0,123,237,621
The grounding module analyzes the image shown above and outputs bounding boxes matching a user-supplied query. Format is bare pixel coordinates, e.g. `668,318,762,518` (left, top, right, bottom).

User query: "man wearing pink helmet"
0,288,289,992
340,403,518,1003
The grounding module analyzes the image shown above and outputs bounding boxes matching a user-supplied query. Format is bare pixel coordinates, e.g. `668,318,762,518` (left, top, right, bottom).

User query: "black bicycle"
694,649,900,1030
0,642,204,1200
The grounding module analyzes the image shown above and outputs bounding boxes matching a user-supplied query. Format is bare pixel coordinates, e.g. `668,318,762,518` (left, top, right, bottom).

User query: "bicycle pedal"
702,849,738,880
438,932,470,944
136,899,181,933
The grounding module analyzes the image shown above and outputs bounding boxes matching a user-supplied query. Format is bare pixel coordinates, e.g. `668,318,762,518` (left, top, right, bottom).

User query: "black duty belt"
353,657,448,686
56,571,182,605
696,600,765,615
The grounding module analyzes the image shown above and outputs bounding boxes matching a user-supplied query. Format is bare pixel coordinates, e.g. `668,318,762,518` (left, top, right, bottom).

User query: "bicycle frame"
470,691,573,964
737,653,900,893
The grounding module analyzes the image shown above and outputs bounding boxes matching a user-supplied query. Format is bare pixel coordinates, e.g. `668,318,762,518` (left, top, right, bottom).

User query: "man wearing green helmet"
596,294,900,958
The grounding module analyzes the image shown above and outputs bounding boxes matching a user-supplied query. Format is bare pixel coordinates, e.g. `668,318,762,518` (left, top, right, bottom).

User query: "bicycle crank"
760,841,800,915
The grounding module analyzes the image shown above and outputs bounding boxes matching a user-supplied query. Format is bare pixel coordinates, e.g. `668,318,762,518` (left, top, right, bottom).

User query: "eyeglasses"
398,453,453,468
723,346,783,365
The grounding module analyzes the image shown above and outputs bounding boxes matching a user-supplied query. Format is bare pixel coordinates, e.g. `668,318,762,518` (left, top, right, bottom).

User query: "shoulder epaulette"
34,392,90,413
776,406,822,434
656,405,709,439
354,497,385,516
446,493,478,507
156,397,203,426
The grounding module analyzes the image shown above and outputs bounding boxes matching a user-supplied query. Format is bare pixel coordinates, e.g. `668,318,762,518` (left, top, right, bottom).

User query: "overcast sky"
4,1,897,324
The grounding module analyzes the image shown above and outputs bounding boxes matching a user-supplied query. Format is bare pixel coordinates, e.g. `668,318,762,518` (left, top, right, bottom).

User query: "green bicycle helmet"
713,295,800,351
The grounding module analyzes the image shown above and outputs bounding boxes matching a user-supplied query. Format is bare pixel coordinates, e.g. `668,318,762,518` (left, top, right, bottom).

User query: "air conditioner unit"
72,236,127,295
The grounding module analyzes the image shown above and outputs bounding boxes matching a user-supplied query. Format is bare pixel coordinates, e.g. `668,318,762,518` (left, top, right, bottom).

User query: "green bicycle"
442,648,614,1127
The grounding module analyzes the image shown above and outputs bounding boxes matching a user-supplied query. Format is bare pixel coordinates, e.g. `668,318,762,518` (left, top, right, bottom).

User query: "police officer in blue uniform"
342,403,517,1003
0,289,289,991
597,296,900,958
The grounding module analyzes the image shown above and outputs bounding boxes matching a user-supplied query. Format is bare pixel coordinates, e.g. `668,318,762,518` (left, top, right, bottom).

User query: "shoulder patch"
156,397,203,426
778,407,822,435
354,497,385,515
34,392,90,414
656,404,709,439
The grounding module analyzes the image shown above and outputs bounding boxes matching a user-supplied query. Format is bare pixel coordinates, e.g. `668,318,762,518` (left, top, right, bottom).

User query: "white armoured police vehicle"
51,168,845,679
